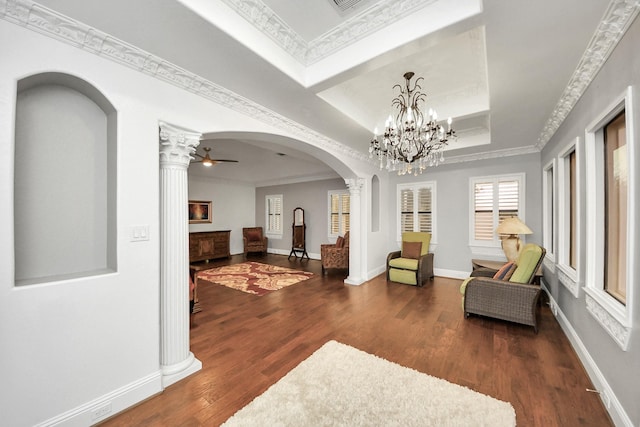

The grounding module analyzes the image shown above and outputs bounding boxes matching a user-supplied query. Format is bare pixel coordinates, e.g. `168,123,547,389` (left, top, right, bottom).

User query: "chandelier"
369,72,456,175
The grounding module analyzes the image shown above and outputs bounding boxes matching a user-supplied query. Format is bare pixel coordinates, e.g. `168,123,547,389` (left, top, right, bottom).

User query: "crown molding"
0,0,368,164
444,145,539,165
219,0,437,65
536,0,640,150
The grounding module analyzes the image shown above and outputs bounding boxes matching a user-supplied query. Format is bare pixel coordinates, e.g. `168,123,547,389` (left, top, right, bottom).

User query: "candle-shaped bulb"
447,117,452,130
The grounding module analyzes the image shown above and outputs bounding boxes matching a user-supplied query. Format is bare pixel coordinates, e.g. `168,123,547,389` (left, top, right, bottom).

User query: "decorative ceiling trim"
0,0,369,164
536,0,640,150
445,145,539,165
219,0,438,65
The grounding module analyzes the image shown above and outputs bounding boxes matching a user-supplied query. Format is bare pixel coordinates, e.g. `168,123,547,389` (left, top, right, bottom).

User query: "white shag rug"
222,340,516,426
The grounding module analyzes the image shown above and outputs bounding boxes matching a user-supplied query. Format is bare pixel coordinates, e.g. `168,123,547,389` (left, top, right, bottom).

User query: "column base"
161,352,202,388
344,275,365,286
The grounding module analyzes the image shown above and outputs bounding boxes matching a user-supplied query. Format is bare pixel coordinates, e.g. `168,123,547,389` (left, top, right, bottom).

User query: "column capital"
159,121,201,168
345,178,365,193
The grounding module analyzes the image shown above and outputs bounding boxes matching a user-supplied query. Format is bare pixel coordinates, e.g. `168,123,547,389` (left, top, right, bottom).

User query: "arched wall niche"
14,72,117,285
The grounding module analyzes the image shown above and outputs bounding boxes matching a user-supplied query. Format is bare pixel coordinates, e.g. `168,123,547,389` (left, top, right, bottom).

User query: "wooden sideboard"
189,230,230,263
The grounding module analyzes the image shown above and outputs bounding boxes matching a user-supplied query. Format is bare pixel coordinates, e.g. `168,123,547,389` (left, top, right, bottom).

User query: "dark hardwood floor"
101,254,612,426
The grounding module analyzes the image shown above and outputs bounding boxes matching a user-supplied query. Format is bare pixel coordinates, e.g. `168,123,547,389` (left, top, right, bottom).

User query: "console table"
189,230,230,263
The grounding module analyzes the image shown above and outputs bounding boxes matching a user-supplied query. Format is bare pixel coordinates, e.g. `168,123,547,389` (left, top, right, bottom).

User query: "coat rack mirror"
289,207,309,260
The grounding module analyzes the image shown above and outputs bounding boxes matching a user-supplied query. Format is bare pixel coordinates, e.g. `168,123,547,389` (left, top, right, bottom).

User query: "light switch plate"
131,225,150,242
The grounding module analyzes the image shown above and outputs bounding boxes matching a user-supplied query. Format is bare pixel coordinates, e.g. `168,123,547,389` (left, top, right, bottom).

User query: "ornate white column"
344,178,366,285
158,121,202,387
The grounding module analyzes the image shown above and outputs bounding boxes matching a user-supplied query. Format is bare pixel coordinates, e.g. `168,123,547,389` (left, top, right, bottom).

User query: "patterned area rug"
196,262,314,296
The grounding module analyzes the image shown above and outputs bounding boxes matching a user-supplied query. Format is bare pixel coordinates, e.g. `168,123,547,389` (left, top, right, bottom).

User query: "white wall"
188,176,255,255
0,20,351,426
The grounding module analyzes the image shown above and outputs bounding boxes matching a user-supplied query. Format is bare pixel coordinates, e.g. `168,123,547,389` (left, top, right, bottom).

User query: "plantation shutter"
330,194,340,235
417,187,432,232
267,196,282,233
340,193,350,235
400,188,414,232
474,182,494,240
498,180,519,225
330,192,350,235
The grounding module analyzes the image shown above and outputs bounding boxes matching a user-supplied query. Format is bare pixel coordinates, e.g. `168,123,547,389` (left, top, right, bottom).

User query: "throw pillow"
493,261,516,280
336,236,345,248
402,241,422,260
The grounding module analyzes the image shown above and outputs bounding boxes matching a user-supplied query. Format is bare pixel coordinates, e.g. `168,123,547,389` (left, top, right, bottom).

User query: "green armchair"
460,243,546,332
386,232,434,286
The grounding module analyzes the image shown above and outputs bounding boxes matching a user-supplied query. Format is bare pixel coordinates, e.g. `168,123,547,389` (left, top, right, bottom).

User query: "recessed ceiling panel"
317,26,490,149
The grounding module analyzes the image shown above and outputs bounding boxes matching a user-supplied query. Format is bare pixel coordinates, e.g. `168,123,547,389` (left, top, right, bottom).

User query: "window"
557,138,580,297
585,86,635,350
265,195,283,238
469,174,524,254
603,111,627,304
397,181,436,242
542,160,556,265
328,190,350,238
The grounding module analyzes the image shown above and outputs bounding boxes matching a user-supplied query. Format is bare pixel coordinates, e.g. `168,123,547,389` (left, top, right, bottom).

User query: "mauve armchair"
321,231,349,274
243,227,268,256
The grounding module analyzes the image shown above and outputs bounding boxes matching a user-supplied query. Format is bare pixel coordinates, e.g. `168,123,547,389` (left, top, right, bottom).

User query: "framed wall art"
188,200,212,224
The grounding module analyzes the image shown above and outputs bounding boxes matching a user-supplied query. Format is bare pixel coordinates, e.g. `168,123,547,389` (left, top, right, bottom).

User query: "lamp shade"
496,217,532,235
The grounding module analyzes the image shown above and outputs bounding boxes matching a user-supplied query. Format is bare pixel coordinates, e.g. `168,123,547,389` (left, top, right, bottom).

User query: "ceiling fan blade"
211,159,239,163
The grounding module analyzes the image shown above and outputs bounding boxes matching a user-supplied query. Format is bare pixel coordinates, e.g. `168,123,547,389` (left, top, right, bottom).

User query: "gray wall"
255,178,347,258
540,15,640,426
387,153,542,274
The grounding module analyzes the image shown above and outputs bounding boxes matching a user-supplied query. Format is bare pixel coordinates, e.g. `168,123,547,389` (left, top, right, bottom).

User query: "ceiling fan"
192,147,239,167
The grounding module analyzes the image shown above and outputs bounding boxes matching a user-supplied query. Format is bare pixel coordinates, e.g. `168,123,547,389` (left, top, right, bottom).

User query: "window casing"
557,138,580,297
397,182,436,243
328,190,350,238
542,160,556,266
265,194,283,238
584,86,635,350
469,174,525,257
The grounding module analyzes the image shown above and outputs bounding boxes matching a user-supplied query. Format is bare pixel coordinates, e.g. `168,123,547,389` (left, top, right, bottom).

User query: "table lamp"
496,217,532,262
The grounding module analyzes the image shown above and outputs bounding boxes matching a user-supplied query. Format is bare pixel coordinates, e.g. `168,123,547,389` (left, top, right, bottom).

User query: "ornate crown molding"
0,0,367,164
557,267,580,298
586,293,631,351
444,145,539,165
219,0,437,65
536,0,640,149
305,0,438,64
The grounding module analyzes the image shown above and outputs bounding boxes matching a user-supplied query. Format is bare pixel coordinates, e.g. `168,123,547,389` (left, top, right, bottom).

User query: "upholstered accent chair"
242,227,268,256
321,231,349,274
460,243,546,332
386,232,434,287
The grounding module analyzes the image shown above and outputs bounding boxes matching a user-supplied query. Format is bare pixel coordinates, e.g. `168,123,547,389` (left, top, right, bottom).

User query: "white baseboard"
434,268,469,280
541,281,632,427
267,248,320,260
35,371,162,427
367,265,386,280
